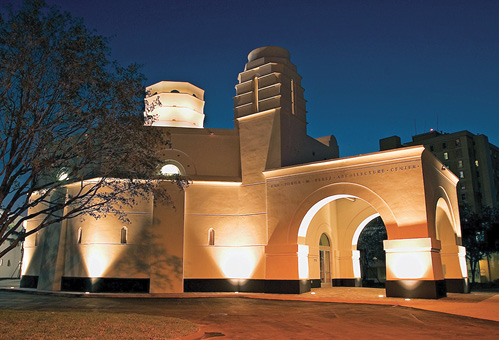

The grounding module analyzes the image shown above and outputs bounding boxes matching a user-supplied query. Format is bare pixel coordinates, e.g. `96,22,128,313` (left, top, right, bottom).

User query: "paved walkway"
1,279,498,322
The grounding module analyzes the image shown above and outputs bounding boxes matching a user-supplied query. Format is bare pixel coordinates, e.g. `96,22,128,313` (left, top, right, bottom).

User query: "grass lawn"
0,309,198,339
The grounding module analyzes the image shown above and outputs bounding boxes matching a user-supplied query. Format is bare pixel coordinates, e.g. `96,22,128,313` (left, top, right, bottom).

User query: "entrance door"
319,233,331,287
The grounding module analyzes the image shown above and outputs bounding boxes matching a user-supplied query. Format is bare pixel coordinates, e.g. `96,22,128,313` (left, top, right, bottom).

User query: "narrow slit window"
121,227,128,244
253,75,259,112
208,228,215,246
77,228,82,244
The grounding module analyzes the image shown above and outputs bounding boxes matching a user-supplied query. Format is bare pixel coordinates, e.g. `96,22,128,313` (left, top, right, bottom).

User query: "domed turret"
145,81,205,128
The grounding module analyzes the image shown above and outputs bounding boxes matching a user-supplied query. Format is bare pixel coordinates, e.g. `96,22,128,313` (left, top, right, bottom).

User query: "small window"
121,227,128,244
443,152,449,160
461,193,466,201
319,233,330,246
458,160,463,168
461,183,466,190
208,228,215,246
7,260,11,266
34,232,39,246
0,259,3,266
429,145,434,152
160,163,181,176
170,90,179,93
455,138,460,146
77,228,82,244
442,142,447,149
459,171,465,179
475,160,479,167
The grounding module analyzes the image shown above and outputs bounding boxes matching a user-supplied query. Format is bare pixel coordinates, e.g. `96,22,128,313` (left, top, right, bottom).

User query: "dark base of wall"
184,279,311,294
385,280,447,299
61,277,150,293
20,275,38,289
445,278,469,293
310,279,321,288
332,278,361,287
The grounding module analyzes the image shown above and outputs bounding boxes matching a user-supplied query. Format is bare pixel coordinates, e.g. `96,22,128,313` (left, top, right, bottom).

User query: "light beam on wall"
83,245,124,278
219,247,259,279
388,252,431,279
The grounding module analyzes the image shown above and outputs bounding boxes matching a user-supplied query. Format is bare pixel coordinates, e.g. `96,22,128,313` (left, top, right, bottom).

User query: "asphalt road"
1,291,498,339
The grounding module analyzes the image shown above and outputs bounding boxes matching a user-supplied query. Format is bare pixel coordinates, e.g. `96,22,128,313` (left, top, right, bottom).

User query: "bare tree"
0,0,179,258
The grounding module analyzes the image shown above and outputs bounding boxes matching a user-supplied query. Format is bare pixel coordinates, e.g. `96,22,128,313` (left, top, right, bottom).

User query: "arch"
433,186,460,240
160,160,186,176
433,188,467,289
291,182,397,244
157,149,197,176
356,216,388,286
436,198,457,245
319,233,332,286
319,233,330,246
352,213,381,248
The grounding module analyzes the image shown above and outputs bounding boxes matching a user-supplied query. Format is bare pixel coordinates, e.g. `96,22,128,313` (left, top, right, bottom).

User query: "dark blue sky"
8,0,499,157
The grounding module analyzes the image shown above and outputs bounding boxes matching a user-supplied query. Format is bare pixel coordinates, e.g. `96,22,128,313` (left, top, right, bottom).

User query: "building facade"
20,46,468,298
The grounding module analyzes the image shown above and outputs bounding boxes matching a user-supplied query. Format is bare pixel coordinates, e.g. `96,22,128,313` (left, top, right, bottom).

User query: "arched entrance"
300,195,379,287
297,192,385,289
319,233,332,287
356,216,387,287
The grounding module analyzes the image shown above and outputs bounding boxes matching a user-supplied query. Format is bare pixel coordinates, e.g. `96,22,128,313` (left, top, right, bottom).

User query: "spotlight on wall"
441,166,446,170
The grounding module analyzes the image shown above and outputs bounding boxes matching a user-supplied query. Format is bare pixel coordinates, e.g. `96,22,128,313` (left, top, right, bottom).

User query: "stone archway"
295,188,388,288
263,146,463,298
435,191,468,293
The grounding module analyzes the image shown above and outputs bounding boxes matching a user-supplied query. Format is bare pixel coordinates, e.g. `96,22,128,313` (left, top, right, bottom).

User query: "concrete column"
332,249,361,287
441,244,469,293
149,183,185,293
264,244,311,293
37,188,67,291
384,238,446,298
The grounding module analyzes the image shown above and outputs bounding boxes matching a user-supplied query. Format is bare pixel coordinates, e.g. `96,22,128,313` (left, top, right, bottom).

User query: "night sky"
6,0,499,157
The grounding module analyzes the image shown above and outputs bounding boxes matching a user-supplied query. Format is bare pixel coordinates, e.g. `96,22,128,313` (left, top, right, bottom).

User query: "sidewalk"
1,279,497,322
